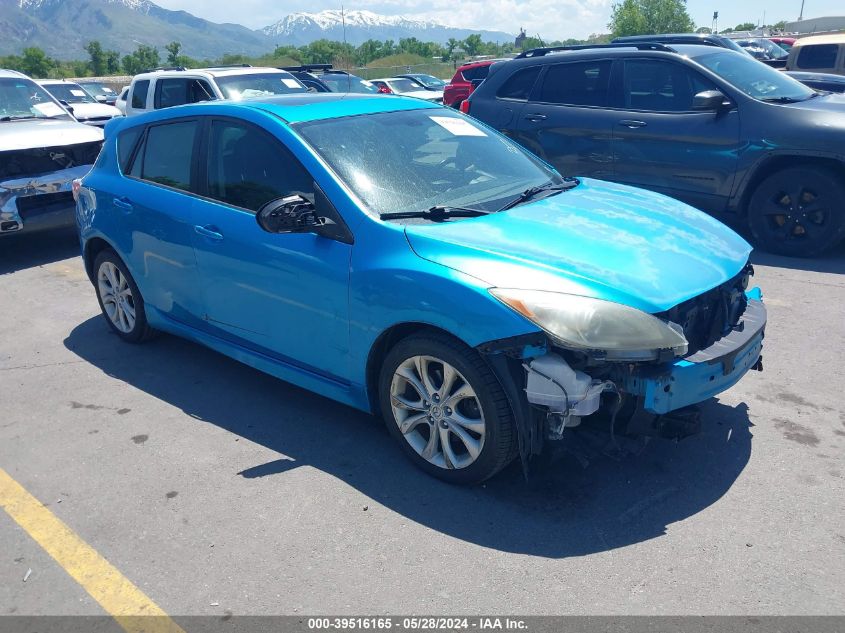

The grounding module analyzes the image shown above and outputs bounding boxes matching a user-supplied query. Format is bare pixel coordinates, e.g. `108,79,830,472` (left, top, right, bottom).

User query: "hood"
404,179,751,314
780,92,845,113
68,103,122,120
405,90,443,101
0,118,103,152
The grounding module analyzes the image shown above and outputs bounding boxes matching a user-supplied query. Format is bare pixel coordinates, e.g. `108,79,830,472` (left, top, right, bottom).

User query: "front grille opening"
658,263,753,356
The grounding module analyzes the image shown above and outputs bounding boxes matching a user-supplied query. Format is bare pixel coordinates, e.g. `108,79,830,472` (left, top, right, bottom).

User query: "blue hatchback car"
76,94,765,483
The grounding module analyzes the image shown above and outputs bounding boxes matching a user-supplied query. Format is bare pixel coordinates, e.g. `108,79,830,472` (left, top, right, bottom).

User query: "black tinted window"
154,78,215,109
796,44,839,69
131,80,149,109
140,121,197,191
537,61,612,106
206,119,314,212
497,66,541,100
117,126,143,173
623,60,717,111
461,65,490,81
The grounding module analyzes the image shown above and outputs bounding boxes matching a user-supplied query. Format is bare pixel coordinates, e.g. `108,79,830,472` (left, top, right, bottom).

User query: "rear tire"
378,332,517,484
93,249,156,343
747,166,845,257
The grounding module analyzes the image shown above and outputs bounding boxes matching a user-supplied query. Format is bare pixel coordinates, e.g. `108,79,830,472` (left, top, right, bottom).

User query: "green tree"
19,47,53,78
122,45,160,75
734,22,756,31
462,34,483,57
85,41,106,76
609,0,695,37
165,41,182,66
772,20,787,31
444,37,460,61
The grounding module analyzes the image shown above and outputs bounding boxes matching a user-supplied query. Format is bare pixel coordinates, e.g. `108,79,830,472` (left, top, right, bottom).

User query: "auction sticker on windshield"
282,78,301,89
33,102,65,117
430,116,487,137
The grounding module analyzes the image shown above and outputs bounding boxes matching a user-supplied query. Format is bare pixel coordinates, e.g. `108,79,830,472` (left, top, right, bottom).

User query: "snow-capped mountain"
263,10,513,46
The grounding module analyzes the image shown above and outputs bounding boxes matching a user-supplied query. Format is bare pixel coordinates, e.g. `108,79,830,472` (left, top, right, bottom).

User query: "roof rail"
141,66,188,73
281,64,333,72
203,64,253,69
515,42,676,59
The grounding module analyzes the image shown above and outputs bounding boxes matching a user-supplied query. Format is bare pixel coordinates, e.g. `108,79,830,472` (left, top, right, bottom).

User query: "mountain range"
0,0,514,60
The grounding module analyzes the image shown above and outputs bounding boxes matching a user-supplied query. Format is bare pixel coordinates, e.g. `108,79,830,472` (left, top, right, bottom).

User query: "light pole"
799,0,805,20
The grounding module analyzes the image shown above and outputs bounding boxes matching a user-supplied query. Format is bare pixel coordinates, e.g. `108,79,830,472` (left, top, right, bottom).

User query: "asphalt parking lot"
1,228,844,618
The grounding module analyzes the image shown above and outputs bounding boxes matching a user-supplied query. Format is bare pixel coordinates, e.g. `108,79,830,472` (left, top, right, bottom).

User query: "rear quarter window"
796,44,840,69
461,66,490,82
131,80,149,109
497,66,541,100
117,126,144,173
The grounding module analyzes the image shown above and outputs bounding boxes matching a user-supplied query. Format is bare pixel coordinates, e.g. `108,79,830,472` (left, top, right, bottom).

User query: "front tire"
747,166,845,257
378,332,517,484
93,249,156,343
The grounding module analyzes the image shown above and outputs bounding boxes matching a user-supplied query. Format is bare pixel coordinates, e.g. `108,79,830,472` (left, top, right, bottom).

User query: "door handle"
113,197,133,212
619,119,647,128
194,225,224,241
524,113,547,122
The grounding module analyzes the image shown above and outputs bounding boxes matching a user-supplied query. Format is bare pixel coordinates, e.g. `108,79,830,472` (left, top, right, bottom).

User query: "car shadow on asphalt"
0,228,80,275
751,242,845,274
65,316,754,559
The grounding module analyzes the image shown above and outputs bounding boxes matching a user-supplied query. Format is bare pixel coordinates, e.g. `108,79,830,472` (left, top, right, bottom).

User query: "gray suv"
465,43,845,256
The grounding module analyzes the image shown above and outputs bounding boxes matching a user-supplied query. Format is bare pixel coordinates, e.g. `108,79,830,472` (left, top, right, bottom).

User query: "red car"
443,59,507,109
769,37,796,52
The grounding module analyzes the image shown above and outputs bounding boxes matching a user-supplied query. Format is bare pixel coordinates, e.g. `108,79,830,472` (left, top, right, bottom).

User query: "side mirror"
692,90,729,111
256,194,327,235
59,100,75,115
95,95,108,103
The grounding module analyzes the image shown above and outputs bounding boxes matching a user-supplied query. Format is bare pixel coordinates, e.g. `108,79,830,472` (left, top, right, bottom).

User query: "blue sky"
153,0,844,38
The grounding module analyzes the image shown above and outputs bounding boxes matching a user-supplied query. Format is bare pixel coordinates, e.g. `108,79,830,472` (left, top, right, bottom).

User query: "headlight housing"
490,289,688,360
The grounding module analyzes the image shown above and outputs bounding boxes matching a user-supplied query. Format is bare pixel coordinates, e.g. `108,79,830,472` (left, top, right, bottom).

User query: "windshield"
737,38,789,59
408,74,447,87
0,77,72,121
216,73,307,100
44,83,97,104
81,83,116,97
295,109,562,219
384,78,421,94
320,74,379,94
694,50,815,102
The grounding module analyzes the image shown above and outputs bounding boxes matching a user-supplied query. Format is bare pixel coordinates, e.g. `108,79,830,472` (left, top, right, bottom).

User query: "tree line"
0,32,605,79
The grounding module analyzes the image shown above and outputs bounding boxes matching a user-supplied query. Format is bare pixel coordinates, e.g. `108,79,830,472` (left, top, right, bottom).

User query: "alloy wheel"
759,184,829,245
389,355,486,470
97,261,136,334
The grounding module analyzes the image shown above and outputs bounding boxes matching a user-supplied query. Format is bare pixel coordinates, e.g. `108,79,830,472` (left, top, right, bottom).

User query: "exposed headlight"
490,289,688,360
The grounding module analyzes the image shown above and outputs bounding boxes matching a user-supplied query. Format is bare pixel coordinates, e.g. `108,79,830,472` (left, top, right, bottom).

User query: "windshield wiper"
0,115,39,122
760,96,802,103
380,205,491,222
497,177,580,211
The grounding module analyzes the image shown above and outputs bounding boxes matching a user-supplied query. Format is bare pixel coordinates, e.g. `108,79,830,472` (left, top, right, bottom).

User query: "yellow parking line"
0,467,185,633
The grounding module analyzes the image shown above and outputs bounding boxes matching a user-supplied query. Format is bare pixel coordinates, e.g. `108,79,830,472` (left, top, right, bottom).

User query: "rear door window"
138,120,198,192
796,44,840,69
536,60,612,106
154,78,215,109
131,80,149,109
497,66,541,100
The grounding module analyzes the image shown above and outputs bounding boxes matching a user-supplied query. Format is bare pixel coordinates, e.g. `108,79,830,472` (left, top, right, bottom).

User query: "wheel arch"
737,155,845,215
364,322,472,413
83,236,120,284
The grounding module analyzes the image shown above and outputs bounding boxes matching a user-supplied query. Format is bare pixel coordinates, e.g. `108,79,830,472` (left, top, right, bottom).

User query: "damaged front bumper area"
0,164,92,236
481,289,766,464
